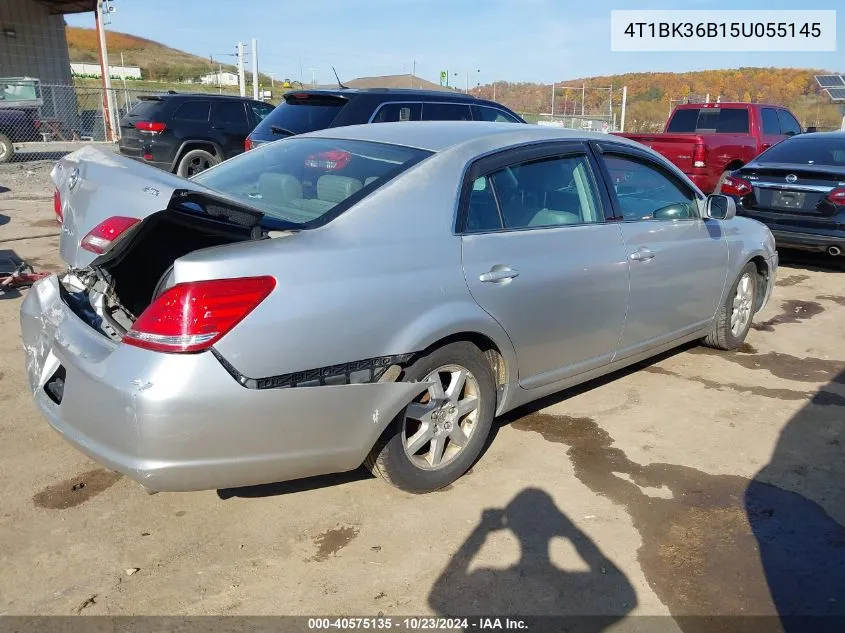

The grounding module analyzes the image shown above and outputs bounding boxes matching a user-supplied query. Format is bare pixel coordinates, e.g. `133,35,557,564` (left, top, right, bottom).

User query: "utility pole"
620,85,628,133
551,83,555,120
236,42,246,97
412,60,416,89
95,0,117,141
251,38,259,100
581,83,586,116
493,82,496,101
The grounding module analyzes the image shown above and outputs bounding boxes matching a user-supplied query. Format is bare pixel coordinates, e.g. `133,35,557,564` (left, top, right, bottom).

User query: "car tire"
0,132,14,164
176,148,219,178
364,341,496,493
702,262,758,350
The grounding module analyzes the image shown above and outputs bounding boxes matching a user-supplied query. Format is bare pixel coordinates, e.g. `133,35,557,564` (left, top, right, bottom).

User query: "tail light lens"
692,143,706,168
305,150,351,171
244,136,254,151
80,216,140,254
720,175,753,197
124,276,276,353
135,121,166,133
53,189,62,224
825,187,845,207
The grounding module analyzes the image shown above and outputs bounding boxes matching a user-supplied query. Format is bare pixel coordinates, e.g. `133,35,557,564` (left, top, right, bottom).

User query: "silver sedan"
21,122,778,493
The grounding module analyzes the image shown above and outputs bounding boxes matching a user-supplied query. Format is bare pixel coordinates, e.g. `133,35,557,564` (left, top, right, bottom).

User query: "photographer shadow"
428,488,635,631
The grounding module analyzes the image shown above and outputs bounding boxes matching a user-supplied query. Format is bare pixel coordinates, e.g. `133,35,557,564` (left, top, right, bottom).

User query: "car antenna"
332,66,349,90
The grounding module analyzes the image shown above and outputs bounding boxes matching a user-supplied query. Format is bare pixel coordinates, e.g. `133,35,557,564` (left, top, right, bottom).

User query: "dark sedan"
720,132,845,257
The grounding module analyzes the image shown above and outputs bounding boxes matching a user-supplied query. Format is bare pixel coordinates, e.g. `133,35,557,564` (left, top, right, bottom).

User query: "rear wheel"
176,148,219,178
365,342,496,493
703,262,758,350
0,132,13,164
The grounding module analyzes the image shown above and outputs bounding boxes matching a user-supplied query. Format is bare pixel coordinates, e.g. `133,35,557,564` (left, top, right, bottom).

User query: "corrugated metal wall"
0,0,73,84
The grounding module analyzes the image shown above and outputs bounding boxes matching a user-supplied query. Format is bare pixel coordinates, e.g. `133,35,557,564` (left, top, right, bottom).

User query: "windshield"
192,137,431,226
756,136,845,167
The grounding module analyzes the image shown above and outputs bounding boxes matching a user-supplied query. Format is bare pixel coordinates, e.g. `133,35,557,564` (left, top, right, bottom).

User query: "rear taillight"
720,175,753,197
305,150,351,171
826,187,845,207
124,276,276,353
135,121,166,133
693,143,706,168
53,189,62,224
80,216,140,254
244,136,254,151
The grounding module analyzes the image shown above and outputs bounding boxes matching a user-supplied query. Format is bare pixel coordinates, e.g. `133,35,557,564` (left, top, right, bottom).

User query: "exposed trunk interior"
97,208,259,319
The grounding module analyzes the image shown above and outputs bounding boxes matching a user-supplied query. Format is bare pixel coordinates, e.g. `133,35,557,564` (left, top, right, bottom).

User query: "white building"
70,61,142,79
200,71,239,86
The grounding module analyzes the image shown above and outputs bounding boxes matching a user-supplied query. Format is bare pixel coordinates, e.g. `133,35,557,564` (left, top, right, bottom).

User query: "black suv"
118,93,274,176
245,88,524,149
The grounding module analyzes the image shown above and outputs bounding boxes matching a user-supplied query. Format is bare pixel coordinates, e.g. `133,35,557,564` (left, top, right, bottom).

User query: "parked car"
24,122,777,494
616,102,803,194
244,88,525,149
719,131,845,256
118,93,275,176
0,108,41,163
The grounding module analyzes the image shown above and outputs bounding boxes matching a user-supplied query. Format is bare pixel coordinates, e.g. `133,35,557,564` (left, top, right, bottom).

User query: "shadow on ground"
217,466,372,499
778,249,845,272
747,368,845,632
428,488,635,631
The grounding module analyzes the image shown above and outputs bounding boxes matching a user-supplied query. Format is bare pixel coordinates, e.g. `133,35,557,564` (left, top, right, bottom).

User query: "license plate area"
771,190,807,210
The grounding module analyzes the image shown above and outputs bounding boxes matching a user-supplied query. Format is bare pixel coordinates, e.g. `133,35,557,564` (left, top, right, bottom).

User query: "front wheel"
702,262,758,350
364,342,496,493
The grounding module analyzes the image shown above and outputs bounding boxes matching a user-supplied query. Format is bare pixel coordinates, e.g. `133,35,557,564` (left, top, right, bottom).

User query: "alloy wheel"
403,364,481,470
730,272,754,336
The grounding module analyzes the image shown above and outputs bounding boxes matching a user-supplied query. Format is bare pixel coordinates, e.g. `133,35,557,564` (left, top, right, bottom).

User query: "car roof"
139,93,261,102
284,88,477,100
298,121,643,153
675,102,783,109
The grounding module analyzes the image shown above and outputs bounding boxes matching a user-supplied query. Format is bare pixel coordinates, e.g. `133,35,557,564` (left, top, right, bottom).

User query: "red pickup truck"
615,102,804,193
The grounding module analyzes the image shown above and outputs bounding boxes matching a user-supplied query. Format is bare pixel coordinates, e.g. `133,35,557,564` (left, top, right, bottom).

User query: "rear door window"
421,102,472,121
173,100,211,122
761,108,781,135
211,101,248,126
777,110,802,136
471,105,521,123
715,109,749,133
371,103,422,123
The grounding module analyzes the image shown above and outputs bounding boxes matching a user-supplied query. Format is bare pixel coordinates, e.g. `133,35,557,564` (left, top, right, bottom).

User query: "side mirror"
705,194,736,220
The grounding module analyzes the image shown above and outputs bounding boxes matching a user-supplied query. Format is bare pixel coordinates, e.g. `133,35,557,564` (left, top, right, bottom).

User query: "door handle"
629,247,655,262
479,267,520,283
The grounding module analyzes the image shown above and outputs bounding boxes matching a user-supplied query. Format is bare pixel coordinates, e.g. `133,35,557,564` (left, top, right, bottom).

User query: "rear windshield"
123,99,161,121
191,137,431,226
251,94,347,137
756,136,845,166
666,107,749,134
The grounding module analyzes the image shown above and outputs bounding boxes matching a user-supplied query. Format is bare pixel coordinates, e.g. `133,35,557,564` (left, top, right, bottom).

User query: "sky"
67,0,845,86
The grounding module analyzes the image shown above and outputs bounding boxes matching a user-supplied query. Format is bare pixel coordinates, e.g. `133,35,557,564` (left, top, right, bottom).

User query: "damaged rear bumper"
20,275,424,492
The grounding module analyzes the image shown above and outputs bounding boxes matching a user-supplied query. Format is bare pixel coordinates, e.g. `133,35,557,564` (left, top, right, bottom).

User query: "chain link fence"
1,80,168,163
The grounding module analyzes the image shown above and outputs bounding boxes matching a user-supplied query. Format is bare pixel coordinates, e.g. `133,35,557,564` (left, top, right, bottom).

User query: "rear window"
756,136,845,166
666,107,749,134
252,94,347,137
191,138,431,227
124,99,161,120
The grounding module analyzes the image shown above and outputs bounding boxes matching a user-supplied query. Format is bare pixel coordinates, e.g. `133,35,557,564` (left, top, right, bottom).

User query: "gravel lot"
1,160,844,629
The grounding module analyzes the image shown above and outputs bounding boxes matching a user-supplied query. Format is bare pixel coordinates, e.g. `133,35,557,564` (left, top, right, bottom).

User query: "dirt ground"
1,161,844,630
